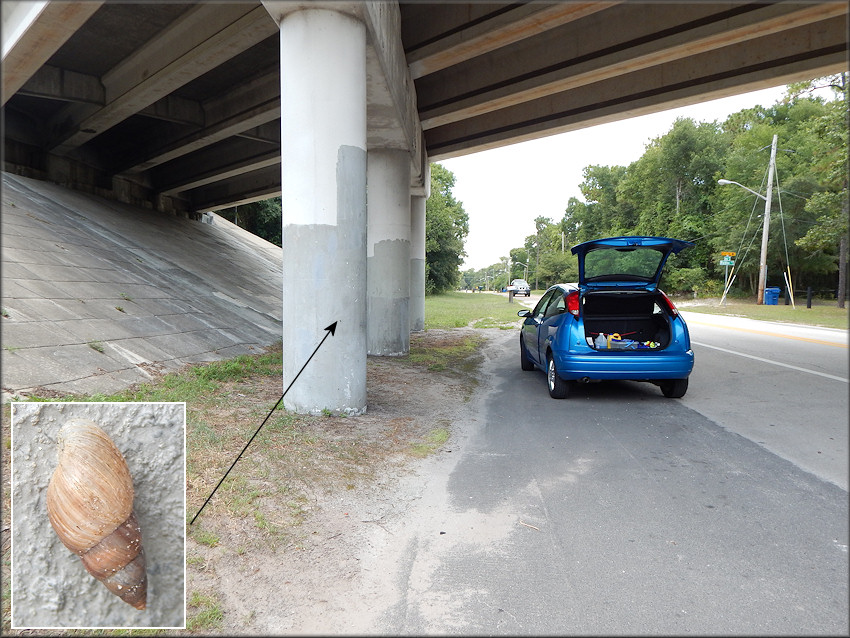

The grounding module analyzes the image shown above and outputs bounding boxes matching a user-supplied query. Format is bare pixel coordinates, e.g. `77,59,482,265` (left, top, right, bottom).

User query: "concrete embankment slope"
1,172,282,398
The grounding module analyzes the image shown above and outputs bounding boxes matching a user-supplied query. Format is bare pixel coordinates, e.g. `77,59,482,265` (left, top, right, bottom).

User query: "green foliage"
662,267,707,295
426,164,469,293
218,197,282,246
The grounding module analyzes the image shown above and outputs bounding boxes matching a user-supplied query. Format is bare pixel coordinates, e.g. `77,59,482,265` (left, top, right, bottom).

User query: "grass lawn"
424,291,526,330
676,297,848,330
424,291,848,331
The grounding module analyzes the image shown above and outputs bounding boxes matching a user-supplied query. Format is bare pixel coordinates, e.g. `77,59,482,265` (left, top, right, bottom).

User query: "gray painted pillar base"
367,148,411,355
276,7,367,415
410,194,426,332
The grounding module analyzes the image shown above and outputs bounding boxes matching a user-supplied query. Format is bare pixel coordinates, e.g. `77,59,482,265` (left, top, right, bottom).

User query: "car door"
522,288,558,366
539,289,567,356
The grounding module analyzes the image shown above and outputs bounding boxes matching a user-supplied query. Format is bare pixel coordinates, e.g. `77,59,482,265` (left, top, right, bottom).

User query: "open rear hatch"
571,236,693,351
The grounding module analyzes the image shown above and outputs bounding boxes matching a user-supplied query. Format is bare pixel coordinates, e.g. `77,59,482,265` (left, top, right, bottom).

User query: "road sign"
720,257,735,266
721,251,736,256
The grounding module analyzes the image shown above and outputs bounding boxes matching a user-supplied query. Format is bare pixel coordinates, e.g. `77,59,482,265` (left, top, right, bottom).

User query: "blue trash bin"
764,287,780,305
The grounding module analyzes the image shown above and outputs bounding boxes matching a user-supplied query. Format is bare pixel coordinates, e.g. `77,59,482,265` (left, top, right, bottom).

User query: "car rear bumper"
553,350,694,380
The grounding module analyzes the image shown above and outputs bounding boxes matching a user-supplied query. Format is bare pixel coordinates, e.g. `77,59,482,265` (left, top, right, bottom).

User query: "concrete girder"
426,15,849,160
236,122,281,145
417,2,849,131
187,163,282,212
361,2,423,187
116,69,281,174
17,63,206,129
1,0,102,105
156,148,280,198
46,4,277,156
15,64,104,105
406,1,620,79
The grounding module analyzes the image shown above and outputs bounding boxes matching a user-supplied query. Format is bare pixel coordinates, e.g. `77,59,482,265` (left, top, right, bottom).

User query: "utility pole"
756,134,778,305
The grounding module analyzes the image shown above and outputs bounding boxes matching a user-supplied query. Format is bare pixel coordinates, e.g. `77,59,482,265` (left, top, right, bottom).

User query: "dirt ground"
187,327,493,634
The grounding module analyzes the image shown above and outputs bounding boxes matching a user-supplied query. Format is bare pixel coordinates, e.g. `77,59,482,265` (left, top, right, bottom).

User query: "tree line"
461,75,847,306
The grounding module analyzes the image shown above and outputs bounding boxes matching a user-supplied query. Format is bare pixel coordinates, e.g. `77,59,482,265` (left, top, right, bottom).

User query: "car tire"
520,336,535,371
547,354,570,399
660,378,688,398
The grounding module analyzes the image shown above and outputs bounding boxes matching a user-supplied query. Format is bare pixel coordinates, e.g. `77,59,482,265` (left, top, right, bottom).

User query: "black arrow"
190,322,338,525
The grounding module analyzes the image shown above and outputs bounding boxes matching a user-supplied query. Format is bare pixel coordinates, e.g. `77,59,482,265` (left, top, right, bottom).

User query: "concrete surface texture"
1,171,283,399
10,401,185,629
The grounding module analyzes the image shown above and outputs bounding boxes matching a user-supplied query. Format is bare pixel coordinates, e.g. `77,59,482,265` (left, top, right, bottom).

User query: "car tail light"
660,290,679,316
566,291,580,317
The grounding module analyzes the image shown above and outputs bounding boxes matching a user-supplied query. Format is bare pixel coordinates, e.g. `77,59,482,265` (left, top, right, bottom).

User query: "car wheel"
547,355,570,399
520,336,535,371
660,378,688,398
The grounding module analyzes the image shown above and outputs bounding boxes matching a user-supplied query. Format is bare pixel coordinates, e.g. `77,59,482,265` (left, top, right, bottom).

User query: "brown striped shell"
46,419,147,610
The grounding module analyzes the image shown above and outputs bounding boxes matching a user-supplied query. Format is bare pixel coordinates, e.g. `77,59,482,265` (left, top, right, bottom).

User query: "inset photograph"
10,401,185,629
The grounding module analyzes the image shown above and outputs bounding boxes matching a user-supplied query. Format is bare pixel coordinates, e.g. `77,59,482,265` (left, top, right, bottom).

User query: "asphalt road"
364,312,848,635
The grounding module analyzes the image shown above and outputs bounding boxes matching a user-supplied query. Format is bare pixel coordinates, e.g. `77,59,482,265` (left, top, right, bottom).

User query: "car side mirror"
517,310,530,317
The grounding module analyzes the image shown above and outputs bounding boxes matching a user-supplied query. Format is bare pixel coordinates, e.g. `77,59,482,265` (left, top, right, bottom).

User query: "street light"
717,133,778,305
514,261,529,281
717,179,766,201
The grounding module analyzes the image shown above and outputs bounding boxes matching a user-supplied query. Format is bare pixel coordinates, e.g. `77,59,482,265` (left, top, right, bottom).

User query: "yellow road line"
686,318,848,348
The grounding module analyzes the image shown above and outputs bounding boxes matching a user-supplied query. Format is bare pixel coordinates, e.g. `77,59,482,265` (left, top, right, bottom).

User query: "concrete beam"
407,1,619,79
427,16,848,160
117,70,280,174
188,164,282,212
156,148,280,197
16,64,104,105
418,2,848,130
1,0,102,105
46,4,276,155
361,2,423,185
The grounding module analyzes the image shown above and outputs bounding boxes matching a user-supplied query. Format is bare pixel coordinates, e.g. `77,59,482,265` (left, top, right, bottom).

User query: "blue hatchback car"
518,236,694,399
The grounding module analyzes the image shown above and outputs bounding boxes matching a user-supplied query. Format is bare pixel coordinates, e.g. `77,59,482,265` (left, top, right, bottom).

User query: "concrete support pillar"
276,7,367,415
410,194,426,332
367,149,411,355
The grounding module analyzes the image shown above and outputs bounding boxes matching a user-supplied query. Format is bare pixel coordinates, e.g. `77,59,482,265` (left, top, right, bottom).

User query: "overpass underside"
2,1,848,413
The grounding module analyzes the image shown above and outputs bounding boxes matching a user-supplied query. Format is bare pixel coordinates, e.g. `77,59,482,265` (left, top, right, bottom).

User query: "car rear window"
584,247,666,281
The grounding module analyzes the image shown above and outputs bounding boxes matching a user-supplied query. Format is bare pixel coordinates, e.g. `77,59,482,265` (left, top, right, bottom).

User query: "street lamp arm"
717,178,767,201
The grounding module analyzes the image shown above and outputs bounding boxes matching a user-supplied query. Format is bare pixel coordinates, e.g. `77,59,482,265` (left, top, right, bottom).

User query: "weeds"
191,528,220,548
409,426,450,457
187,592,223,631
87,340,105,353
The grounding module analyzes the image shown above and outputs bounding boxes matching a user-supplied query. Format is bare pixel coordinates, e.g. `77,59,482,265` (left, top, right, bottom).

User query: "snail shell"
46,418,147,610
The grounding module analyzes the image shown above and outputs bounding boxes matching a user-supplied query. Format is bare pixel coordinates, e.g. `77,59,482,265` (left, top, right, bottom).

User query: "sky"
442,85,792,271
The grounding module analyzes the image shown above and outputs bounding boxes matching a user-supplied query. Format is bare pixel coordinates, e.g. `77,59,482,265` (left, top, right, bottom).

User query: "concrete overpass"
2,1,848,414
